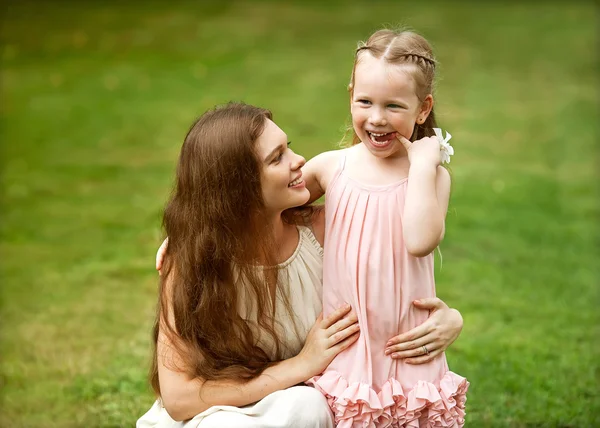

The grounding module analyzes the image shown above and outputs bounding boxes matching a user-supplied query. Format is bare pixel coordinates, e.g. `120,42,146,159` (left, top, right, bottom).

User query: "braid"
356,46,435,69
398,53,436,69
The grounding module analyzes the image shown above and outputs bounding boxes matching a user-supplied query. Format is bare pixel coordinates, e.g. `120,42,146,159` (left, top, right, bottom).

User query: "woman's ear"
417,94,434,123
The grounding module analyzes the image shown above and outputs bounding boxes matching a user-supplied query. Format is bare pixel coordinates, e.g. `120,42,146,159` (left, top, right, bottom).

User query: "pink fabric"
307,157,468,427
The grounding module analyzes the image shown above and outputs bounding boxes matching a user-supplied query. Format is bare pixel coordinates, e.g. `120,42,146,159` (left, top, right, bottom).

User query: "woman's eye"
274,152,284,163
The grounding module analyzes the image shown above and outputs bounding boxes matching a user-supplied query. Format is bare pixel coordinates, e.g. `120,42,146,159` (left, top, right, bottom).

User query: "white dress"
137,226,333,428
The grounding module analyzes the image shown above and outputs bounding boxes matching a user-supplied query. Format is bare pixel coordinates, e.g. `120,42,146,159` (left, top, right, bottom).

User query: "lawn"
1,1,598,427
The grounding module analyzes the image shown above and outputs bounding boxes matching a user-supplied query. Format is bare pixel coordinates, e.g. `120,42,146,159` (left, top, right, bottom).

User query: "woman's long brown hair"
150,102,307,395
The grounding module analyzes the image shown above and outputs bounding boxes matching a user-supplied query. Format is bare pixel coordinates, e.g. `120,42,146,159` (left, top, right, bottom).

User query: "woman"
138,103,463,428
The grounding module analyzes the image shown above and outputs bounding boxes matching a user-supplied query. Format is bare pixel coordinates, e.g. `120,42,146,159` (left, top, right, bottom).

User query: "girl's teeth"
368,131,396,145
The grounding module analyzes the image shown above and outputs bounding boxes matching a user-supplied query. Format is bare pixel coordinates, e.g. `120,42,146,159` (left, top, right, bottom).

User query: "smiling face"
255,119,310,214
351,54,433,158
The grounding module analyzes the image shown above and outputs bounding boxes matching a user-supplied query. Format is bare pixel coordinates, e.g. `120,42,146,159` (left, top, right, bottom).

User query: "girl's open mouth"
368,131,397,148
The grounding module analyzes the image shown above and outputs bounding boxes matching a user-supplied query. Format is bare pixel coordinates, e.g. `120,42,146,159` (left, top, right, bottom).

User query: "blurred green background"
1,0,598,427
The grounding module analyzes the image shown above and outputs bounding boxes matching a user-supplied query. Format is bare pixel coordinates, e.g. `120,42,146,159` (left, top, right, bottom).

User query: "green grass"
1,0,598,426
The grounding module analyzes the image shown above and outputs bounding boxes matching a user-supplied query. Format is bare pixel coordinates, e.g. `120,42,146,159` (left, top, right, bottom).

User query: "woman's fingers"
327,321,360,347
326,312,358,336
388,338,441,359
403,346,444,365
385,297,446,347
412,297,447,311
386,322,433,348
320,304,352,329
385,332,436,355
330,328,361,355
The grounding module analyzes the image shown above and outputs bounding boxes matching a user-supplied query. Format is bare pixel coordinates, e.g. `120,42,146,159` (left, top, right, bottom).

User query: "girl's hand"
398,135,440,168
156,238,169,274
384,298,463,364
296,305,360,378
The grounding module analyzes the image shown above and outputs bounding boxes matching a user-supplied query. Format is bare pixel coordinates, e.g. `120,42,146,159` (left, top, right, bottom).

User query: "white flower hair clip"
433,128,454,164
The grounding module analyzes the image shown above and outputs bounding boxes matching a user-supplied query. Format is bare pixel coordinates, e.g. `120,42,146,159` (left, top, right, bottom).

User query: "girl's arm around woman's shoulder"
157,275,313,421
302,149,346,204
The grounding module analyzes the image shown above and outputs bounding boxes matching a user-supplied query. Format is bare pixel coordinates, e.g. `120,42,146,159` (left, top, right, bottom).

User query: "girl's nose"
369,109,387,126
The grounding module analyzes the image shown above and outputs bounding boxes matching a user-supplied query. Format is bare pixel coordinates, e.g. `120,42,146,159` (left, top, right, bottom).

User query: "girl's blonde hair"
346,28,438,145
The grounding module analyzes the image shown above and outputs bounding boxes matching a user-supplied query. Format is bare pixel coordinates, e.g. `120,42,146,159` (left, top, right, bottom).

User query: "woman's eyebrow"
263,142,286,162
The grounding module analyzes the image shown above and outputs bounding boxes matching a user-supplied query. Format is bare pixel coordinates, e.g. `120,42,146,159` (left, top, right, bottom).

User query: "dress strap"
325,151,349,198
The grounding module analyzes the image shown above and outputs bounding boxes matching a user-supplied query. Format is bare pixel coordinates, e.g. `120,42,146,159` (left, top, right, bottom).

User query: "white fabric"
236,225,324,360
137,226,326,428
137,386,334,428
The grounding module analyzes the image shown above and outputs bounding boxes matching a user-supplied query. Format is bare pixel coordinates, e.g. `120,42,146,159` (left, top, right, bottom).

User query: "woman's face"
256,119,310,213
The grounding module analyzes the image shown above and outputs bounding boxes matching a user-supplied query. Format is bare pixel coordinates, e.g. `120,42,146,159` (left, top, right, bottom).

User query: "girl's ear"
417,94,434,123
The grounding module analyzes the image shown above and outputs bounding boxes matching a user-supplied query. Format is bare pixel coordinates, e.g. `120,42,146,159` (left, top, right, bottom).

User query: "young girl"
303,29,469,427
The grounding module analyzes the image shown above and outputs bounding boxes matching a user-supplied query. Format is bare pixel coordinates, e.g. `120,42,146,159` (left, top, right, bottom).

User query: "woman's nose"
291,152,306,170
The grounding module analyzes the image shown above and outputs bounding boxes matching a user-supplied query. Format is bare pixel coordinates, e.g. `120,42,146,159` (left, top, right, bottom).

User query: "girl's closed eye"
387,103,405,109
357,99,372,105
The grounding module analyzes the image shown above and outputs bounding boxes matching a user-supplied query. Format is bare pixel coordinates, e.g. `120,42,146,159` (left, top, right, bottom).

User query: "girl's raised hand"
156,238,168,274
397,135,440,168
296,305,360,378
384,297,463,364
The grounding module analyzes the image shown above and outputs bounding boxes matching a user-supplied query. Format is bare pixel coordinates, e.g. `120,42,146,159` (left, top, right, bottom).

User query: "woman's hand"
384,297,463,364
156,237,168,274
296,304,360,378
398,135,440,169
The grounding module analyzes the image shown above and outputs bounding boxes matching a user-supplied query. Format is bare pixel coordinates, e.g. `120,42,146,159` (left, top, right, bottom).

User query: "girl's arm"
403,165,450,256
302,150,341,204
400,136,451,257
158,273,360,421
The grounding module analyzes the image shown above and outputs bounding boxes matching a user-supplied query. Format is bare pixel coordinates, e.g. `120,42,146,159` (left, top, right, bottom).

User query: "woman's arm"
384,297,463,364
158,330,308,421
158,274,360,421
